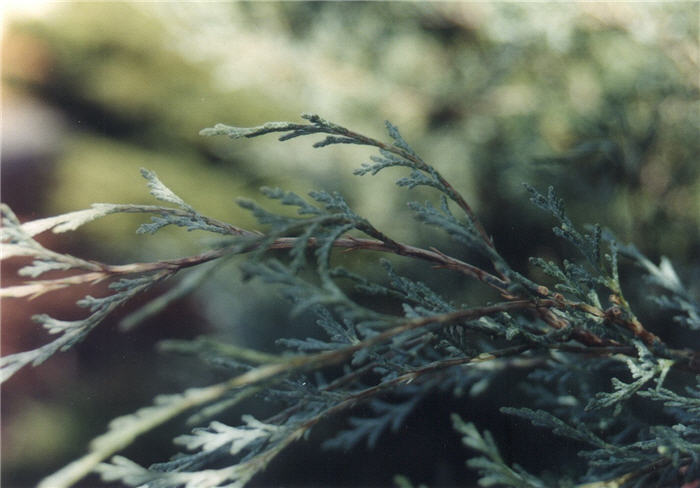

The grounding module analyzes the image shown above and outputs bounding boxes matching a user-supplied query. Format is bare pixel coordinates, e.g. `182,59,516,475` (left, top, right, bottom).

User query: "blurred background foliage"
2,2,698,487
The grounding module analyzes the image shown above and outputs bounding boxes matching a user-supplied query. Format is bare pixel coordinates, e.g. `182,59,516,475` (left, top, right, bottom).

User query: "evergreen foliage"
2,115,698,487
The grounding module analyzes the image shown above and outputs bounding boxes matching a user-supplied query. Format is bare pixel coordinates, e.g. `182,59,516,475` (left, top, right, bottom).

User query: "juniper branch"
201,114,494,250
6,113,697,488
39,300,535,488
1,200,683,371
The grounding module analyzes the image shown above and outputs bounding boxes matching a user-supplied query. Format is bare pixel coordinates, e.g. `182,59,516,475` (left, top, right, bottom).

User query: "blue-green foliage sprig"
277,306,360,353
529,257,602,305
1,273,166,382
234,185,399,322
322,392,424,450
408,196,500,262
619,242,700,332
380,259,455,314
0,168,255,383
202,114,495,251
505,345,699,486
524,184,629,303
0,202,173,382
525,184,606,276
137,169,238,235
523,183,668,350
452,414,550,488
584,341,672,412
501,407,610,450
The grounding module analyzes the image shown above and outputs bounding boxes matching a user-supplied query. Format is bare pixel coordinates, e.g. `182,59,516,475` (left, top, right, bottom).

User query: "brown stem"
24,234,508,296
2,213,668,356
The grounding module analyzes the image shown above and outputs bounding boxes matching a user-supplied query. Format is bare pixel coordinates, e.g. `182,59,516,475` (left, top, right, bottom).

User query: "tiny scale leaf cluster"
1,113,698,488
